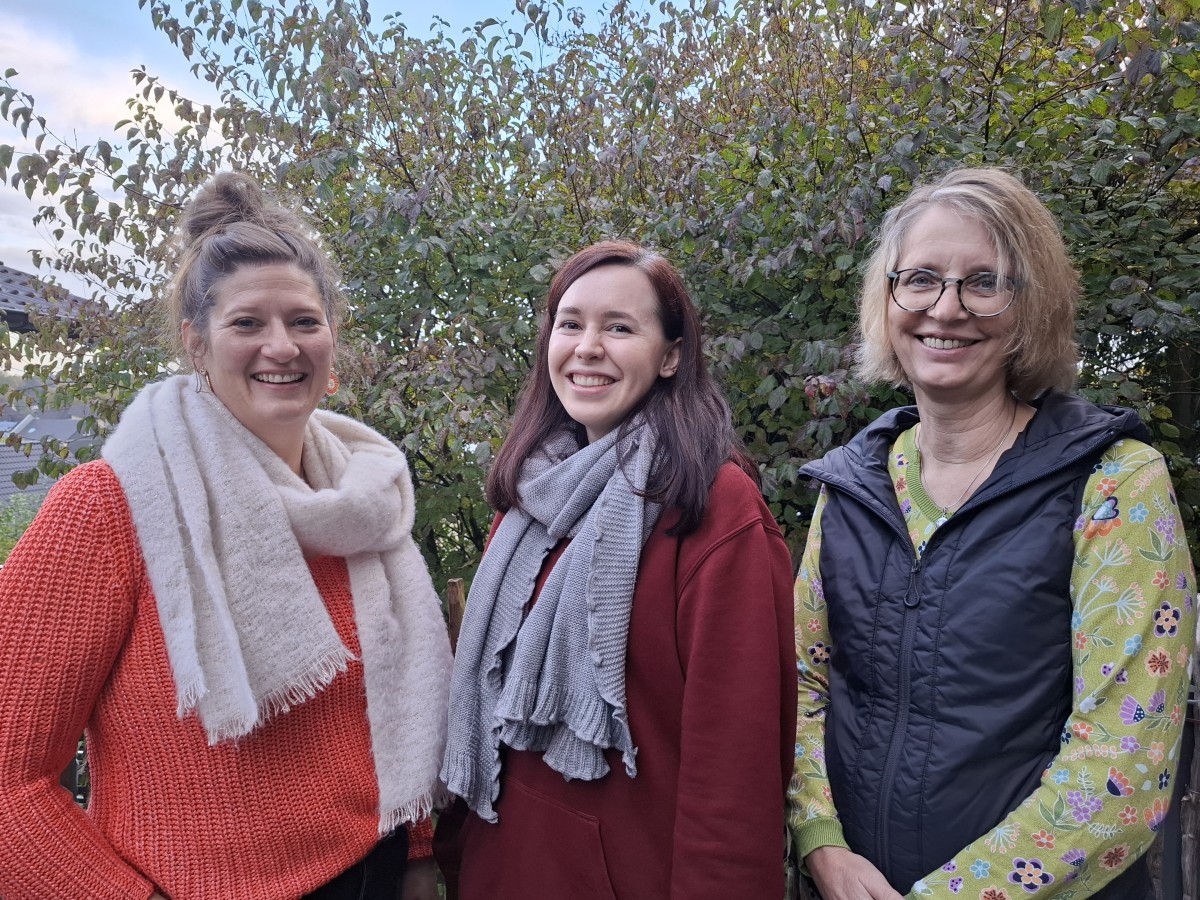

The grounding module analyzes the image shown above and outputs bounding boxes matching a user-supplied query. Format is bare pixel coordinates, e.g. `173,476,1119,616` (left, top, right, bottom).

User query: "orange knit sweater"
0,461,432,900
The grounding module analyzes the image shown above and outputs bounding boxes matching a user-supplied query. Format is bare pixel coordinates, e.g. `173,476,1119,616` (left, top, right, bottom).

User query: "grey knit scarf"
441,420,661,821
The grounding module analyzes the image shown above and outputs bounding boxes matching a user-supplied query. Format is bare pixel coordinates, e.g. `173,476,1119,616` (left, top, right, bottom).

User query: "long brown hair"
487,241,756,535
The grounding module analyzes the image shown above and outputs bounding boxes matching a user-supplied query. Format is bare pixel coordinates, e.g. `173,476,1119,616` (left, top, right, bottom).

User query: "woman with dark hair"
788,167,1196,899
0,172,452,900
438,241,797,898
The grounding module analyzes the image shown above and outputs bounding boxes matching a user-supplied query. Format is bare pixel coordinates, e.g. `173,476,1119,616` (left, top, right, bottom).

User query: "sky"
0,0,577,294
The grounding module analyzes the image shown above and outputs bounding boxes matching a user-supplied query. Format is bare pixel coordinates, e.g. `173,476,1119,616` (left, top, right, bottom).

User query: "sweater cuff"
406,817,434,860
793,817,850,860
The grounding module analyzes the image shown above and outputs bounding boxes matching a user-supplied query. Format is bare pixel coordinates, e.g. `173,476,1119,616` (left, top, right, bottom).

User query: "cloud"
1,19,153,141
0,190,42,267
0,9,217,293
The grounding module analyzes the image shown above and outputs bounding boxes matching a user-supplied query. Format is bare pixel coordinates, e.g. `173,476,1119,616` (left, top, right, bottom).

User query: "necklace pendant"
935,513,949,527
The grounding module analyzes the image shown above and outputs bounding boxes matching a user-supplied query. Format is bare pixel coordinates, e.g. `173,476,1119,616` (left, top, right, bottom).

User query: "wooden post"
1184,691,1200,900
446,577,466,654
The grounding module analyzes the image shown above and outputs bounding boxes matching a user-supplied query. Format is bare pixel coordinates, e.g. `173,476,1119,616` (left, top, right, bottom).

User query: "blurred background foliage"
0,493,42,564
1,0,1197,584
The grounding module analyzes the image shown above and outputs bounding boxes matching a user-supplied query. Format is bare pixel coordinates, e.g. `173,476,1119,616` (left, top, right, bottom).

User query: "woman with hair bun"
437,241,797,898
0,171,452,900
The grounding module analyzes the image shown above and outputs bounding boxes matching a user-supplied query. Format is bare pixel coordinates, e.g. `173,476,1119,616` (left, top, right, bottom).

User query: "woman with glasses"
788,167,1195,899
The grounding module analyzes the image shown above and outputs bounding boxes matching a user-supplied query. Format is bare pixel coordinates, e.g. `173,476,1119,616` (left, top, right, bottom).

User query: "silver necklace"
917,401,1018,526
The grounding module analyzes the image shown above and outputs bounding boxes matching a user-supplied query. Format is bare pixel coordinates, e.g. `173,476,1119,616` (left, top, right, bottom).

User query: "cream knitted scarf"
442,421,661,821
102,375,453,832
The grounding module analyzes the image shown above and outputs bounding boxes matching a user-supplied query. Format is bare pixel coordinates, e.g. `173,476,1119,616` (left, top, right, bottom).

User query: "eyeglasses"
887,268,1017,317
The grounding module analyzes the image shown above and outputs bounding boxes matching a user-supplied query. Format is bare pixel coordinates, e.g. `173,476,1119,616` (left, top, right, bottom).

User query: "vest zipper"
874,557,922,870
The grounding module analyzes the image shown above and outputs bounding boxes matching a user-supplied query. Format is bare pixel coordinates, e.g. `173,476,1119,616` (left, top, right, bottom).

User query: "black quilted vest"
801,391,1152,897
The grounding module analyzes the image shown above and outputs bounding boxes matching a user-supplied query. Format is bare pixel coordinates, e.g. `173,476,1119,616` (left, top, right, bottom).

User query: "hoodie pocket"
460,777,619,900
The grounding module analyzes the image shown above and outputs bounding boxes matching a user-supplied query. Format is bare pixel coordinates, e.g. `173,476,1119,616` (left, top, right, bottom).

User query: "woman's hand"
402,857,439,900
807,846,905,900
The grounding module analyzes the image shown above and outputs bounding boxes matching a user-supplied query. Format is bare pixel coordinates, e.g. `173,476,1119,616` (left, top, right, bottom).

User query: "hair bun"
180,171,273,246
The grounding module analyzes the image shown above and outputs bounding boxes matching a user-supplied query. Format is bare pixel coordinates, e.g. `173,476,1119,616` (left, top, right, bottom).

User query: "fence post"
446,577,466,654
1184,687,1200,900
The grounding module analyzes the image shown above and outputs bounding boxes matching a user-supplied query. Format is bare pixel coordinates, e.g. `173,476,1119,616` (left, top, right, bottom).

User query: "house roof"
0,413,96,505
1,264,100,507
0,443,52,505
0,263,86,332
1,414,88,444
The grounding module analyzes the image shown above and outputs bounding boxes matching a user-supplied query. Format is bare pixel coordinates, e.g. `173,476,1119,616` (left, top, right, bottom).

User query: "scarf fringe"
174,679,207,720
203,714,261,746
198,647,354,745
257,648,354,721
378,783,452,836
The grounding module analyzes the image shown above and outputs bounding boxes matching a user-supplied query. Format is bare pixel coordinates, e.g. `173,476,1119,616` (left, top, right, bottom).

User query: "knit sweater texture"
0,461,431,900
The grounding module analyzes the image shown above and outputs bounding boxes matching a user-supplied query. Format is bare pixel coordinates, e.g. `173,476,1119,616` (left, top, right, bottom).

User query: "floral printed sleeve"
786,487,850,858
909,440,1197,899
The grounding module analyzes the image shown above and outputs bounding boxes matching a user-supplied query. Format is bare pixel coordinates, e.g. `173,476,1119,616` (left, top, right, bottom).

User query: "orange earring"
326,372,340,396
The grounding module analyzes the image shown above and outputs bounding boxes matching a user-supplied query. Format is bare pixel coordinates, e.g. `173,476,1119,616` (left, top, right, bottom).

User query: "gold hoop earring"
326,372,340,396
194,368,211,393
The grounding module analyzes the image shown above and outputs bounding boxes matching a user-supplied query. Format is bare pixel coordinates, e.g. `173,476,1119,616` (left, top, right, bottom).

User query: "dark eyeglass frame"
887,268,1017,318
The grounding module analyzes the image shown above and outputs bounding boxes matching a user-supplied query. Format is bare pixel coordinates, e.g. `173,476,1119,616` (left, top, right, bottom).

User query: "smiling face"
547,264,681,443
887,205,1016,406
182,262,335,472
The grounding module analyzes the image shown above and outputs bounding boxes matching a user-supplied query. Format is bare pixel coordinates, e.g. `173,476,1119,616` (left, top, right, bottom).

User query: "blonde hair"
855,167,1079,400
166,171,345,363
